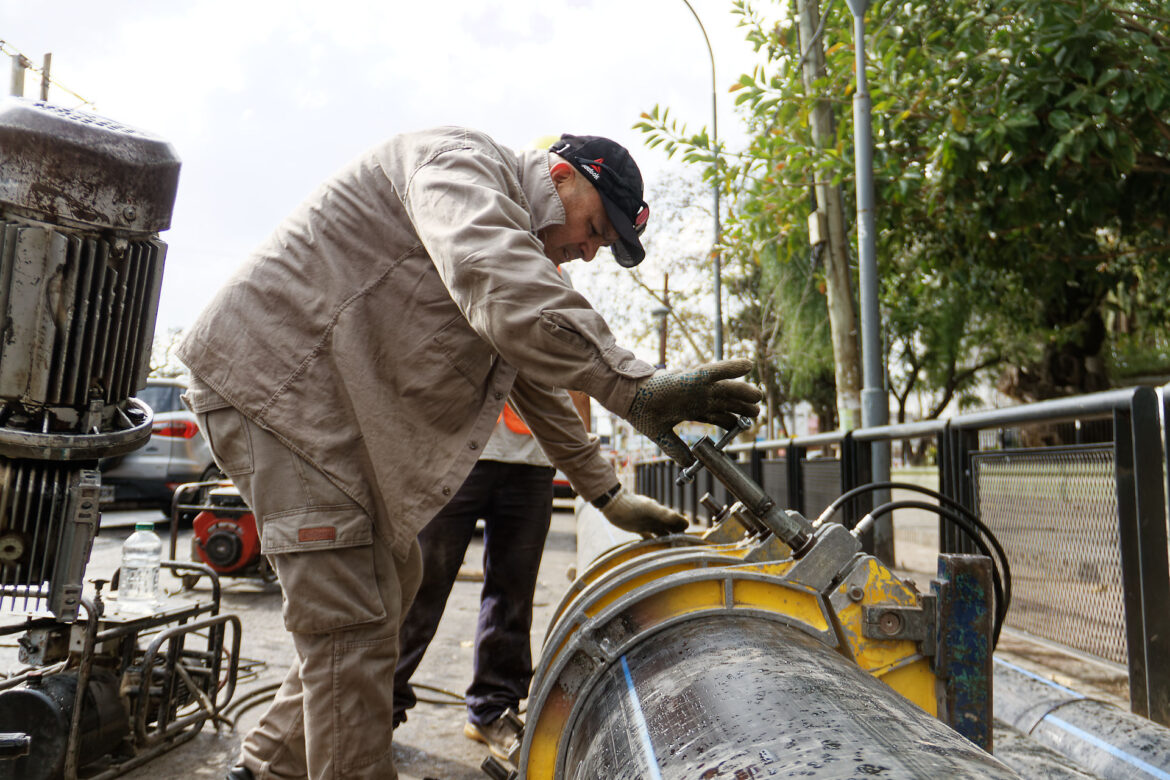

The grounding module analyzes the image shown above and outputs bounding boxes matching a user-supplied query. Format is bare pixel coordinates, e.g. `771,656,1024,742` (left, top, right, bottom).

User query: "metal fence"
973,447,1126,666
632,386,1170,726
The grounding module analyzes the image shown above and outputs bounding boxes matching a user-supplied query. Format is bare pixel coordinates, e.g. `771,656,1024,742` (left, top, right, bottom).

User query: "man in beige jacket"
178,129,760,780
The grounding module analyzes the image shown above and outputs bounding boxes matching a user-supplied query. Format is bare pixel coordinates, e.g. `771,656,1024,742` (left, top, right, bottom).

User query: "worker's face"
539,164,619,265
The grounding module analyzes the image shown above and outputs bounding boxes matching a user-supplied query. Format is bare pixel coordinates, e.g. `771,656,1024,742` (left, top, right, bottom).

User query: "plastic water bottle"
120,521,162,613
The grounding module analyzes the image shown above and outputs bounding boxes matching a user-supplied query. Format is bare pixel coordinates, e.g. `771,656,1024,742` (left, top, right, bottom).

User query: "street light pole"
679,0,723,360
845,0,893,563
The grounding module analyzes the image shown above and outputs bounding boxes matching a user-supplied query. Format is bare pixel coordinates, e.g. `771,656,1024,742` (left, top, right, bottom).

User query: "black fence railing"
632,386,1170,726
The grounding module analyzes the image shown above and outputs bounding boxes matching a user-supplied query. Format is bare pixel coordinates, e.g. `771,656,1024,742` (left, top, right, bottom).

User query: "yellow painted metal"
732,578,828,633
700,511,756,544
583,561,712,619
547,548,744,666
570,536,701,597
877,657,938,716
525,685,571,779
553,540,757,630
630,577,728,625
832,558,920,671
527,568,830,779
828,556,938,714
526,578,729,780
569,508,768,605
528,542,943,778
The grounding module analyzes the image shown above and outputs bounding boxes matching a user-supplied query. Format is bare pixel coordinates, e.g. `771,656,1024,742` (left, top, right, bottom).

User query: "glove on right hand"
600,487,689,538
624,359,763,466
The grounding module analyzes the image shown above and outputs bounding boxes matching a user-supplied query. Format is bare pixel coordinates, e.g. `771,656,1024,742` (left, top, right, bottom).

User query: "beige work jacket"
177,126,653,557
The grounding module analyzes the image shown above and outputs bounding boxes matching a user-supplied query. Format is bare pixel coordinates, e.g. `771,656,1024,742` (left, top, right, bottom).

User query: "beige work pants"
188,382,421,779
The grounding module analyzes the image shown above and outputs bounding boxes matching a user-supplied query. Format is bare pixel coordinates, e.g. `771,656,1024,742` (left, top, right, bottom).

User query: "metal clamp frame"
0,398,153,461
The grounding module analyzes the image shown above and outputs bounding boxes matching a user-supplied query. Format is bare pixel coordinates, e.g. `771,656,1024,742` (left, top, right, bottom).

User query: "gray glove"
625,359,763,466
600,487,689,537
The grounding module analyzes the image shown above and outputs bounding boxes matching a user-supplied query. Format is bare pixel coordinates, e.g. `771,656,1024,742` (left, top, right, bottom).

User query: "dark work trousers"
394,459,555,728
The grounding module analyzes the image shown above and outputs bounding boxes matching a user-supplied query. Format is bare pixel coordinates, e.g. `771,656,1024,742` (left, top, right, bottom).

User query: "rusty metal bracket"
932,554,994,751
861,598,936,656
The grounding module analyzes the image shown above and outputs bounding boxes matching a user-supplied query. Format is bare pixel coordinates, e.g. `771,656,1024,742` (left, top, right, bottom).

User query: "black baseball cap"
550,134,649,267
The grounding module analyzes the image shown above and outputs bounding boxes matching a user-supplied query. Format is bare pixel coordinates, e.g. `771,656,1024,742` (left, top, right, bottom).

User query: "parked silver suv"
99,377,221,509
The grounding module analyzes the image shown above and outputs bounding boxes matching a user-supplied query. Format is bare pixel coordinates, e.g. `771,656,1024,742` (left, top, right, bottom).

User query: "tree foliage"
639,0,1170,420
571,168,722,367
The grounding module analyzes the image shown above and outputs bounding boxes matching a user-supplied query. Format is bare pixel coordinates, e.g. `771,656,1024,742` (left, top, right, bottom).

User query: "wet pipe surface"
560,615,1015,780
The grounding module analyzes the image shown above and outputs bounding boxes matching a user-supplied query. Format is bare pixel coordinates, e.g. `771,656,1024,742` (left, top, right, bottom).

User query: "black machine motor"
0,670,126,780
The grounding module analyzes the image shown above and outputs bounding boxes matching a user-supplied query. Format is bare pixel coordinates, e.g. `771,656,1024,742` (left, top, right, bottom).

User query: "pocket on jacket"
196,406,255,477
433,316,493,387
264,509,384,633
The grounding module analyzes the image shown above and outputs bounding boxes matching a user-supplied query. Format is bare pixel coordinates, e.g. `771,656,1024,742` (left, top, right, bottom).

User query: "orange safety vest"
498,404,531,436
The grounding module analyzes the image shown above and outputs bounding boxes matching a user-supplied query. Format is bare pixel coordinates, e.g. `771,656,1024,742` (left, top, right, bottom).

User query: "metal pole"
679,0,722,360
9,54,27,97
40,53,51,101
846,0,892,562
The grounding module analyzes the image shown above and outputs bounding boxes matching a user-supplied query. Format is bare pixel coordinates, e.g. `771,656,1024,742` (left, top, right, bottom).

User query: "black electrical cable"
225,692,279,725
857,499,1009,647
831,482,1012,598
855,500,1006,640
410,682,526,715
817,480,1013,643
221,681,283,721
412,682,465,707
817,480,970,529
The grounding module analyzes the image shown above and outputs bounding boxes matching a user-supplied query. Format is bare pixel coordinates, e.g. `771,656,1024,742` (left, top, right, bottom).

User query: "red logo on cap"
634,205,649,232
588,157,604,173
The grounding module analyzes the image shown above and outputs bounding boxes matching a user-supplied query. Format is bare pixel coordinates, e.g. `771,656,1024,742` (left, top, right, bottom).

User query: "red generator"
171,481,275,588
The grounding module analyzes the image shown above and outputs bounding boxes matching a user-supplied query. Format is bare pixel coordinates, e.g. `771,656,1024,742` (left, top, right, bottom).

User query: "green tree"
150,327,188,378
729,241,838,434
640,0,1170,417
571,168,721,367
574,166,830,436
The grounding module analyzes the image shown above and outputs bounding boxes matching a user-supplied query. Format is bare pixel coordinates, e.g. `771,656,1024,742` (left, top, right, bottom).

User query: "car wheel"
196,464,227,504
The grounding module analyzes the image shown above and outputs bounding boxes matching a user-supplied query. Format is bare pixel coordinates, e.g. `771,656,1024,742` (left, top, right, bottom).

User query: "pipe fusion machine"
485,419,1017,779
0,98,240,780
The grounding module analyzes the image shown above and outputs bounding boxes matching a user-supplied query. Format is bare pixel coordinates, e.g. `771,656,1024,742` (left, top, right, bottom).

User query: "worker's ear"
550,162,575,185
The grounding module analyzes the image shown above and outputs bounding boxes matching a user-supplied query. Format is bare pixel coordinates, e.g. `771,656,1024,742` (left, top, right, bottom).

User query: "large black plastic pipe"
994,658,1170,780
562,614,1017,779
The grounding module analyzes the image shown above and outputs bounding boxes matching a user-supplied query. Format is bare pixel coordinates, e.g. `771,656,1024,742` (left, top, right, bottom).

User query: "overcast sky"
2,0,766,354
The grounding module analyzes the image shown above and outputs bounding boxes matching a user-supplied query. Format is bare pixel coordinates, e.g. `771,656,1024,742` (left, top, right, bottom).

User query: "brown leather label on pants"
298,526,337,543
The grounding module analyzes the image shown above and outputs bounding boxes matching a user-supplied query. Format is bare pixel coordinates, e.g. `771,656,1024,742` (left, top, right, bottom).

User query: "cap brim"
599,194,645,268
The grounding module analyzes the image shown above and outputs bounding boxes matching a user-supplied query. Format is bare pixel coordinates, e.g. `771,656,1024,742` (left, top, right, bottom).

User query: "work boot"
225,767,254,780
464,716,518,761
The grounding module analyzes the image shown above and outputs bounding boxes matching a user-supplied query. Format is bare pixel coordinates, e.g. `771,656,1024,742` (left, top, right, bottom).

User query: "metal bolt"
481,756,512,780
122,205,137,221
848,585,865,603
501,708,524,736
700,493,722,516
878,611,904,636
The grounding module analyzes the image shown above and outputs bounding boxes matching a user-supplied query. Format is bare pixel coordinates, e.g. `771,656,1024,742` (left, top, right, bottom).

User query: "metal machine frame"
0,562,241,779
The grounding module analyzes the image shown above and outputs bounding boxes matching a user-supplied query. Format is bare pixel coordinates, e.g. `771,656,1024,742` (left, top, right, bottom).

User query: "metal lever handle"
689,437,813,551
0,733,30,758
677,415,753,485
